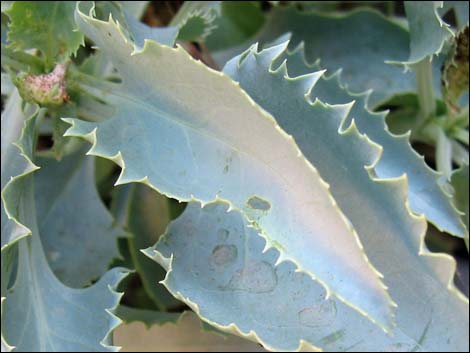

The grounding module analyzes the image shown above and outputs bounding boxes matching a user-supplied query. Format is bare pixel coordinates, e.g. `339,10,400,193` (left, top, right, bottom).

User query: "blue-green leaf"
111,184,182,310
211,7,435,108
64,5,395,330
225,40,468,350
34,148,124,288
269,43,467,239
92,1,177,48
1,298,13,352
1,91,128,352
388,1,453,67
147,200,469,351
3,238,127,351
1,90,38,250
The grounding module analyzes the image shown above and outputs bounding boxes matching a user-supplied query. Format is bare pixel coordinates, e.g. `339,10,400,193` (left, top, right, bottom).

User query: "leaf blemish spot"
211,244,238,267
246,196,271,212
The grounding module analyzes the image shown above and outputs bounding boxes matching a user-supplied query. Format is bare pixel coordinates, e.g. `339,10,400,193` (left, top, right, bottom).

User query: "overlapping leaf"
144,40,469,351
272,44,467,239
1,89,38,250
111,184,181,310
211,7,445,108
34,148,124,288
1,91,128,351
389,1,453,67
148,201,468,351
63,4,396,329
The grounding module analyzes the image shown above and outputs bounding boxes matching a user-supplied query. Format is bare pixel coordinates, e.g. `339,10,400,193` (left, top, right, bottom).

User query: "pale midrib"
106,83,316,211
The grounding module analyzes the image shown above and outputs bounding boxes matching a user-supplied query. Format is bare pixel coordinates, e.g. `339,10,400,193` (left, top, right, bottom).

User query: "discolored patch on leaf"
246,195,271,212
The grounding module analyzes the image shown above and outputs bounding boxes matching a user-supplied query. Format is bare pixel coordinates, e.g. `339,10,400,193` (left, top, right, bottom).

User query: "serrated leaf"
212,7,443,108
391,1,453,66
1,89,38,250
1,107,129,351
148,199,469,351
272,43,467,239
34,148,124,288
187,40,467,350
93,1,177,48
111,184,182,310
171,1,221,42
64,5,395,330
451,165,469,249
3,239,128,352
5,2,84,69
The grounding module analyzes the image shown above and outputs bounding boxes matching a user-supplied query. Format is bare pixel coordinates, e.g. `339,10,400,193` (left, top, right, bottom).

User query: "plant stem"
436,126,453,179
415,59,436,124
1,46,43,73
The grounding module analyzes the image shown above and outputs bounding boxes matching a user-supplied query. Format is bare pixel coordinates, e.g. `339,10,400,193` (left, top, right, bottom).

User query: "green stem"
68,67,120,92
415,59,436,124
436,126,453,179
1,46,43,73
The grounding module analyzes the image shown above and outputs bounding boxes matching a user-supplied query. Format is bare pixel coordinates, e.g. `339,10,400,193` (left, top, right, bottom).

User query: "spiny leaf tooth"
253,40,290,69
342,119,384,168
114,167,138,186
288,71,325,98
230,43,258,69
